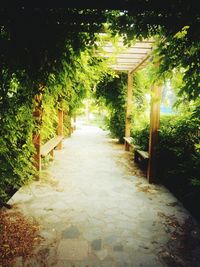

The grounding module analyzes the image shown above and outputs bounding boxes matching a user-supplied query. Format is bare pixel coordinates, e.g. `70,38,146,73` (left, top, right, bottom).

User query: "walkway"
9,125,200,267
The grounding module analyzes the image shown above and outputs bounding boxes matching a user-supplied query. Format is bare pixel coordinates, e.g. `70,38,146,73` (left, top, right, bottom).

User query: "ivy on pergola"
1,4,199,99
0,5,199,193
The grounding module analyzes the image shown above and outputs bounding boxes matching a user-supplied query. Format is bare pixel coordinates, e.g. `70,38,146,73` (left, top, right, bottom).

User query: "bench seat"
123,137,134,145
134,149,149,169
123,136,149,169
123,136,137,151
136,150,149,160
41,135,63,157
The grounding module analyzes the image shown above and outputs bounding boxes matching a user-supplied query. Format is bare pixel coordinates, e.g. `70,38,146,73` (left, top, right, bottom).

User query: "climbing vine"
1,6,200,205
0,72,35,200
0,29,112,201
95,73,127,142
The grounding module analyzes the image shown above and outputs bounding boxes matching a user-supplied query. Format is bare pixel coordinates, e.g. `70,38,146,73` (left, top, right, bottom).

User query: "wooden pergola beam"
99,52,149,56
130,54,151,74
111,67,132,71
114,54,147,59
113,63,140,66
103,41,154,47
102,47,152,54
116,58,141,63
99,38,154,73
111,64,139,69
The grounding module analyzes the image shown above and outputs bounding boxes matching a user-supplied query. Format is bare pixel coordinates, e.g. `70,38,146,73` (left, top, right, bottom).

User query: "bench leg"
50,149,54,158
124,142,130,151
56,141,62,150
134,151,138,163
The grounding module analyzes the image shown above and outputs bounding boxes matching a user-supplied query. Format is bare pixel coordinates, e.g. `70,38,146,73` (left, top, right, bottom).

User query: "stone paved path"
9,125,200,267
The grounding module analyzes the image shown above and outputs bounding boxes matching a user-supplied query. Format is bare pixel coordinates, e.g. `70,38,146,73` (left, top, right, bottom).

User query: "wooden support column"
125,72,133,150
85,99,90,124
147,84,162,183
33,93,43,174
73,114,76,130
32,132,41,173
70,118,74,134
57,109,63,150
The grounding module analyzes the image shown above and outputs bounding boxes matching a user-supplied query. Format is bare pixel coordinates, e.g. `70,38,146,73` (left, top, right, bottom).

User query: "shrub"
158,114,200,194
131,120,149,150
0,104,35,201
41,96,58,144
109,108,126,143
131,113,200,219
95,73,127,142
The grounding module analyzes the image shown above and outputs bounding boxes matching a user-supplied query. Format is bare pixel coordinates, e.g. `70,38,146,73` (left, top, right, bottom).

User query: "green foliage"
0,75,35,201
131,64,156,130
95,73,127,142
131,112,200,218
0,8,105,82
107,3,200,100
109,108,126,143
95,65,156,142
155,35,200,101
1,6,200,208
63,113,72,137
158,113,200,219
41,95,58,144
0,72,35,198
131,120,149,151
0,29,111,200
1,6,200,101
158,114,200,192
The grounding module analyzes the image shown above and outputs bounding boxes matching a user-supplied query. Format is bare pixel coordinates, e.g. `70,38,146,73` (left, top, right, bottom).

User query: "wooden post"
85,99,90,124
125,72,133,150
32,132,41,173
70,118,74,134
147,84,162,183
33,93,43,174
73,113,76,130
50,149,54,158
57,109,63,150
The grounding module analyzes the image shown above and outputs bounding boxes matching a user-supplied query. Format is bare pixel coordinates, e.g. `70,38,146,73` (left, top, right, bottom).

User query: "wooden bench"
41,135,63,158
123,137,135,151
134,149,149,169
123,136,149,169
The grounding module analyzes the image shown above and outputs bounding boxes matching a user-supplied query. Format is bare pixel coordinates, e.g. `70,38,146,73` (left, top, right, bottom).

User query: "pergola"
33,38,162,184
99,39,161,183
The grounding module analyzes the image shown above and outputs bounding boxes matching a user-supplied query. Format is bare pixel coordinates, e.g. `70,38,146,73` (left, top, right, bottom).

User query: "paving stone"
113,251,132,266
62,225,80,239
91,239,102,250
83,231,100,241
57,239,89,260
104,235,121,246
94,249,108,260
113,244,124,251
